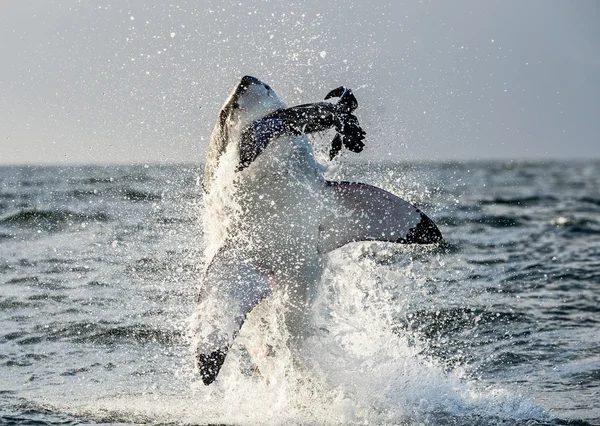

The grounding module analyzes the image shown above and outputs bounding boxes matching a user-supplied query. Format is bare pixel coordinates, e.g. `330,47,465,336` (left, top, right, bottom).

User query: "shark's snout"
240,75,262,87
233,76,264,99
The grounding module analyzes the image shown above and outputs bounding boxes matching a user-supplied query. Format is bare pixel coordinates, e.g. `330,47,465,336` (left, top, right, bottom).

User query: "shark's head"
220,75,286,129
204,76,287,192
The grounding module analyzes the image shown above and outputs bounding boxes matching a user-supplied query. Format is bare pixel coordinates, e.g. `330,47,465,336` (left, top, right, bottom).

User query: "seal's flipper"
195,247,273,385
324,86,358,112
329,133,343,160
319,181,442,253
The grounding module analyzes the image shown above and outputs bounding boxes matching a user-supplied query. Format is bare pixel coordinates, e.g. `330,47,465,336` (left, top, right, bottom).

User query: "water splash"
44,247,551,425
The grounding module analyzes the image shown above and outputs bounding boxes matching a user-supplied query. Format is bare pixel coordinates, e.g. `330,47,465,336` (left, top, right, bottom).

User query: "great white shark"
194,76,442,385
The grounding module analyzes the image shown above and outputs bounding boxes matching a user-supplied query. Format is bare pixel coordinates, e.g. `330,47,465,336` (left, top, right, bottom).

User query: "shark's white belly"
233,135,327,336
223,136,327,377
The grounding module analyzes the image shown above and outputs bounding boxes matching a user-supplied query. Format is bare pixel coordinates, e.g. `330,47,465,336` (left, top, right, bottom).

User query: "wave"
66,172,154,185
32,321,183,346
475,214,526,227
548,217,600,236
563,224,600,236
121,189,162,202
4,276,66,291
70,176,116,184
66,188,102,198
580,196,600,207
439,213,526,228
480,195,558,207
0,400,80,426
0,297,41,312
396,307,530,338
0,208,108,231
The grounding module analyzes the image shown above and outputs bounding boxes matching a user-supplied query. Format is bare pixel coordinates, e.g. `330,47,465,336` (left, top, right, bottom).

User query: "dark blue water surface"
0,161,598,425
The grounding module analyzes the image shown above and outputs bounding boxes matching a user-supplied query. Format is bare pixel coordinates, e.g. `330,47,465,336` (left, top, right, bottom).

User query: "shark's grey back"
203,112,230,193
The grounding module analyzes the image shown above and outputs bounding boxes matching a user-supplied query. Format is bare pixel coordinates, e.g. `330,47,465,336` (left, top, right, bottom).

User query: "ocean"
0,160,598,425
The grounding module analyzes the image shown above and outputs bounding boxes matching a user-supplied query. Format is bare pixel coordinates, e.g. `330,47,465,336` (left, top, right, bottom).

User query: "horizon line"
0,156,598,168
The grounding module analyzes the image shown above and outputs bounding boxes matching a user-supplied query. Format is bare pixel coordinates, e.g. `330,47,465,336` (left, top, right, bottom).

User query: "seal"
194,76,442,385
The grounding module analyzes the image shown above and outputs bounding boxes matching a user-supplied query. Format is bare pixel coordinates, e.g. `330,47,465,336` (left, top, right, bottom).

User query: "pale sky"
1,0,598,164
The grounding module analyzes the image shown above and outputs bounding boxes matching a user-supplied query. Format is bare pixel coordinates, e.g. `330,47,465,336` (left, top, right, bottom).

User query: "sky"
0,0,599,164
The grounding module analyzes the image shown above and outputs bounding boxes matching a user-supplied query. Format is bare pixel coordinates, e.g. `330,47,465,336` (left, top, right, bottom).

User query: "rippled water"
0,161,598,425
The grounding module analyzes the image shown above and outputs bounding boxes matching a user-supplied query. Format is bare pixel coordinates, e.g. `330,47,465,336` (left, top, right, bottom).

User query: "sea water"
0,160,598,425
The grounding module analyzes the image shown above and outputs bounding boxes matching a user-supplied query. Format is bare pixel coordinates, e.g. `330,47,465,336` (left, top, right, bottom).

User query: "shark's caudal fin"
318,181,442,253
195,246,273,385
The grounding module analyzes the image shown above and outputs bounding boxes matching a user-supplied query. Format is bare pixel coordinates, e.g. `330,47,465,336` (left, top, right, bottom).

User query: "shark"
194,76,442,385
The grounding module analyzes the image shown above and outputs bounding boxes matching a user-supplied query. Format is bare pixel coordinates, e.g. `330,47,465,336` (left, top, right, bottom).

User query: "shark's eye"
264,84,271,91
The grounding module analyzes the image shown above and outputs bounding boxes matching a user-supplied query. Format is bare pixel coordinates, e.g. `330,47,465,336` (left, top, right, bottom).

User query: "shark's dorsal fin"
195,245,274,385
318,181,442,253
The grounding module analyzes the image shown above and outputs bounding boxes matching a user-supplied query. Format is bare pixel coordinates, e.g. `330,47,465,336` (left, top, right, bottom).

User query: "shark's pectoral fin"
319,181,442,253
195,247,273,385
